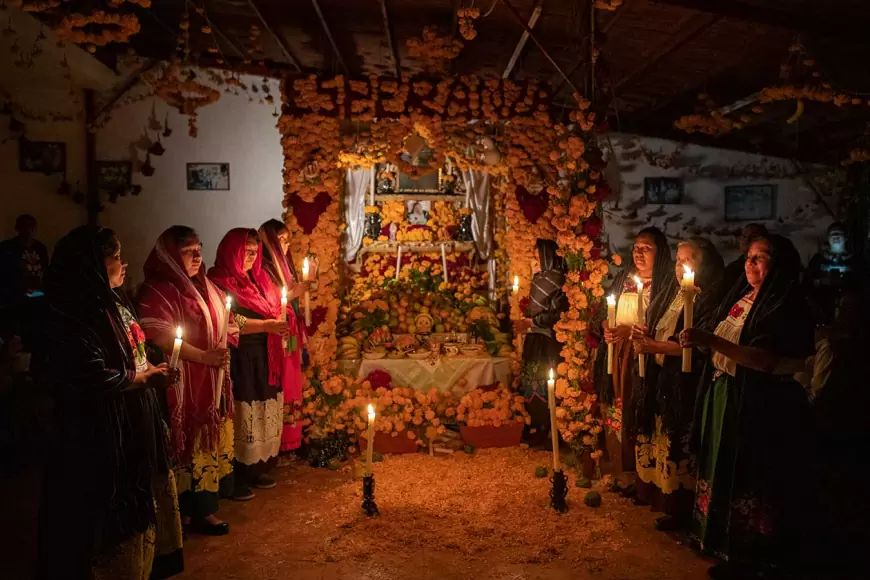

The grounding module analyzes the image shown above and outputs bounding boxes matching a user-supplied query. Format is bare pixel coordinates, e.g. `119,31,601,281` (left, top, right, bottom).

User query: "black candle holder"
362,474,380,517
550,469,569,513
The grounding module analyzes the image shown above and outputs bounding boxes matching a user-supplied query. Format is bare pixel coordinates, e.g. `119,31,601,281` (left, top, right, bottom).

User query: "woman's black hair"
262,218,288,233
164,225,198,246
96,227,120,257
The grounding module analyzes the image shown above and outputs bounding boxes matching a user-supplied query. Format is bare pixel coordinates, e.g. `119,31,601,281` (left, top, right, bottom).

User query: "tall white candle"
369,166,376,206
441,243,449,283
512,275,519,294
302,257,311,326
395,245,403,280
280,286,288,351
634,275,646,378
606,295,616,375
215,296,232,406
681,265,696,373
169,326,183,369
547,368,560,472
366,403,376,476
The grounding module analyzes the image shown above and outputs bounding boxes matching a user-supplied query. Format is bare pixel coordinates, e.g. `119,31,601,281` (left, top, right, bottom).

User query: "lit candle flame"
281,286,287,301
302,256,310,279
549,368,554,381
176,326,183,339
367,403,376,422
683,264,693,275
606,294,616,306
225,296,232,310
633,275,642,285
512,275,519,292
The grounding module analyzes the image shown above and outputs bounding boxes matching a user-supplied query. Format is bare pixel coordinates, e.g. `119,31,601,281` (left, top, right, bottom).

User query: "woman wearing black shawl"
37,226,182,579
514,239,568,445
679,235,814,579
600,227,673,481
630,237,724,531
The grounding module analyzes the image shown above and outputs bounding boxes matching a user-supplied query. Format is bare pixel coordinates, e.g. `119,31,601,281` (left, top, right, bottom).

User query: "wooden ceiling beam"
502,2,543,79
499,0,580,94
310,0,350,76
611,12,719,92
379,0,402,79
653,0,870,42
193,0,248,60
246,0,304,72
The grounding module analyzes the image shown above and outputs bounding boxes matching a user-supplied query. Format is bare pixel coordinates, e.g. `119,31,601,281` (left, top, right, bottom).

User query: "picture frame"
96,161,132,197
404,200,431,226
19,139,66,174
643,177,683,204
186,162,230,191
724,184,777,221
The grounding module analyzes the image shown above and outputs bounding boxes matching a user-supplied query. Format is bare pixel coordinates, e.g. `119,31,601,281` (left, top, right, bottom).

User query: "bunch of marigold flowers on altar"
299,373,368,440
454,383,530,428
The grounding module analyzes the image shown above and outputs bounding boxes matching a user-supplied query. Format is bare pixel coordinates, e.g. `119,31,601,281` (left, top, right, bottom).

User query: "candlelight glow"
367,403,375,422
683,264,693,275
633,275,642,285
176,326,182,339
606,294,616,306
281,286,287,300
225,296,232,310
512,275,519,292
549,368,554,381
302,257,310,279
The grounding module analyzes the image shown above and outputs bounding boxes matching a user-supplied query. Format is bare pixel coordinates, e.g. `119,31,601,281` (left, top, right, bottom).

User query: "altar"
339,355,512,394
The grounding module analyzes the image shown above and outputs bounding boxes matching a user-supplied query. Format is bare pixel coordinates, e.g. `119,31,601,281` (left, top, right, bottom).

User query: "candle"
438,168,442,190
547,368,560,472
395,245,403,280
302,257,311,327
606,295,616,375
280,286,288,351
634,275,646,378
366,403,376,476
169,326,183,369
369,166,376,206
681,265,696,373
441,243,449,284
215,296,232,406
512,275,519,294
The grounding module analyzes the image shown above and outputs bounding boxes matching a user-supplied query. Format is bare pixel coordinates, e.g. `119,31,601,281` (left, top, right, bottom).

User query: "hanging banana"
786,99,805,124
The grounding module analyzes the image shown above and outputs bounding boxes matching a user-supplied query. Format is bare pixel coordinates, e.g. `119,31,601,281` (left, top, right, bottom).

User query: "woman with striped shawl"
514,239,568,448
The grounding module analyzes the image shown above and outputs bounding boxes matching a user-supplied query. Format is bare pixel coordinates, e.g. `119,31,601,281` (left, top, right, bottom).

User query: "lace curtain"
344,168,373,262
461,169,493,260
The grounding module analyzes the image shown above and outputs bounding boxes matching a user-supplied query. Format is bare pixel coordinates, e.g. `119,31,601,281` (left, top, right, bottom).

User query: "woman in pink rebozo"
208,228,290,500
259,218,307,457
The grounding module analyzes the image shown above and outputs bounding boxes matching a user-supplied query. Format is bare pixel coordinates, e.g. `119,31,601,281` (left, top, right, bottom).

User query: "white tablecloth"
338,356,512,394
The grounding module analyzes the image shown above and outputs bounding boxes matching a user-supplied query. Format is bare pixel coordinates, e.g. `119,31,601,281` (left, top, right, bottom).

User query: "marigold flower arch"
278,74,614,457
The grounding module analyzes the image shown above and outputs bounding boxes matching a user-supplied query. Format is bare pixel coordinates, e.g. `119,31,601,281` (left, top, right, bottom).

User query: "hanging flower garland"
457,7,480,41
148,65,221,137
55,11,141,53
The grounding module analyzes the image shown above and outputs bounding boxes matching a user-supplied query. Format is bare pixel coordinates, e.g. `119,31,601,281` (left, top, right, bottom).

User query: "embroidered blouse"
117,304,148,374
653,293,684,366
615,275,651,326
712,293,755,376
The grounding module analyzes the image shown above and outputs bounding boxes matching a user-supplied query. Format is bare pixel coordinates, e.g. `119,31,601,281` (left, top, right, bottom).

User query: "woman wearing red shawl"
138,226,236,536
208,228,290,500
259,219,307,454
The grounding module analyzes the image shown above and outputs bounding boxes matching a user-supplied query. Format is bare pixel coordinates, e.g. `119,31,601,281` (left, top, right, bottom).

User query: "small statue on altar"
389,222,398,242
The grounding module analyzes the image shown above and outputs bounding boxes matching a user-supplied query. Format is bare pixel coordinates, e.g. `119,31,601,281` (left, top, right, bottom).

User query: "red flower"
129,321,146,344
519,296,530,315
590,246,602,259
729,303,745,319
697,493,711,516
583,217,602,238
578,271,589,281
366,369,392,390
478,382,501,392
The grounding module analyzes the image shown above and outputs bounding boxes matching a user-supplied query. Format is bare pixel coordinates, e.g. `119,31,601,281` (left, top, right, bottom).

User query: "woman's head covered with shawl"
536,238,566,274
259,218,294,288
208,228,279,318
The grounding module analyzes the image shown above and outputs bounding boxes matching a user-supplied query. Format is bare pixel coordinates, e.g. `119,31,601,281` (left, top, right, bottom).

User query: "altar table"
338,356,512,394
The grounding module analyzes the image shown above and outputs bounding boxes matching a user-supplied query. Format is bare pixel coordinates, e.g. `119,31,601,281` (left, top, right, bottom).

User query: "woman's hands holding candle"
679,328,715,349
287,281,308,300
630,324,652,353
264,319,292,337
603,320,631,344
201,347,230,368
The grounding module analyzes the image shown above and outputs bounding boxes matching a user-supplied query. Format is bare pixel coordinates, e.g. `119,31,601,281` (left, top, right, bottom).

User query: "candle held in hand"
547,368,561,472
681,265,696,372
512,275,519,294
634,276,646,378
280,286,288,350
302,257,311,326
169,326,183,369
366,403,376,476
215,296,232,406
606,295,616,375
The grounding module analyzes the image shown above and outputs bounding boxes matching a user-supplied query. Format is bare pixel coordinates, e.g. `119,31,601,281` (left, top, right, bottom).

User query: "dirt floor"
183,447,712,580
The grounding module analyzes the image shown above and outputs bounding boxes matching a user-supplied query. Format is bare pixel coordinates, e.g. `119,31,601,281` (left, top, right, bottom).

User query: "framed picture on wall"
96,161,132,197
186,162,230,191
644,177,683,204
724,184,776,221
19,139,66,174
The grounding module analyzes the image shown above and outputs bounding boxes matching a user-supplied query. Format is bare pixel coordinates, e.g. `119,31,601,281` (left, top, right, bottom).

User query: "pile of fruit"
337,285,514,359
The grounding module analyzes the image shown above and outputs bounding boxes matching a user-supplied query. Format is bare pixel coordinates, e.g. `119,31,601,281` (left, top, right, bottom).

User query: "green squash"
534,466,548,478
372,452,384,463
584,491,602,507
575,477,592,489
